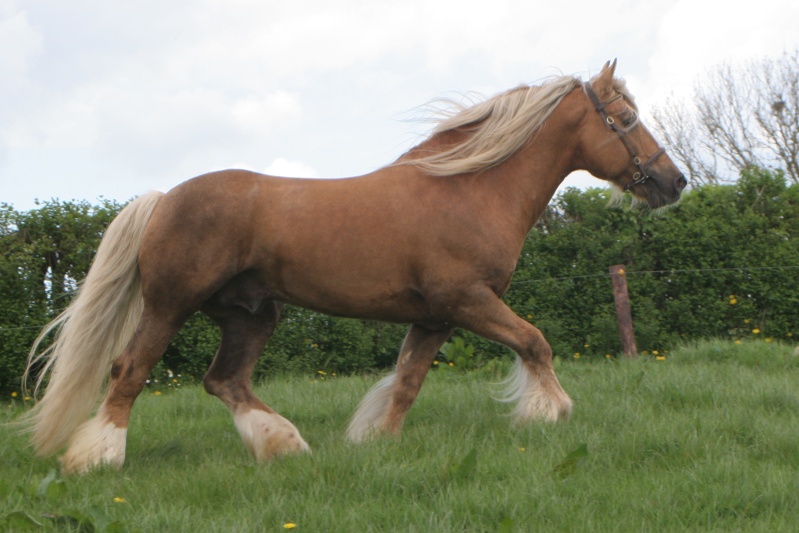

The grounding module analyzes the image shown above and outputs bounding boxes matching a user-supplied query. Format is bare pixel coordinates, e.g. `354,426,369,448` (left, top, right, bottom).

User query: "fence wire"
3,265,799,333
510,265,799,285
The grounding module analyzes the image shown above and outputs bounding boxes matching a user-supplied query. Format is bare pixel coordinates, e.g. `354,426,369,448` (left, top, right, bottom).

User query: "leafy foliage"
2,168,799,394
507,167,799,359
0,199,123,395
437,336,484,371
549,443,589,480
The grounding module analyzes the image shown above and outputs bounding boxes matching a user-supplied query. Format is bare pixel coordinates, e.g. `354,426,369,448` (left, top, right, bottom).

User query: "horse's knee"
202,373,224,398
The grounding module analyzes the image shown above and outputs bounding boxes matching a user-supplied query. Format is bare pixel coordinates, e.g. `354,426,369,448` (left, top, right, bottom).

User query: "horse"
22,60,686,473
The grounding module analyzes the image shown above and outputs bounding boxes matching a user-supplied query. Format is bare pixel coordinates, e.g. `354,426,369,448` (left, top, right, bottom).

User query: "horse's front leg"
347,324,453,442
455,288,573,423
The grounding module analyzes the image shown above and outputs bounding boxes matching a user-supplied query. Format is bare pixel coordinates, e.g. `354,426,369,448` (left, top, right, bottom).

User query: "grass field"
2,339,799,532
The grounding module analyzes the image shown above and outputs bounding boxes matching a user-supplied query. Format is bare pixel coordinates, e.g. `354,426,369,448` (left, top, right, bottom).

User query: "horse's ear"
605,59,617,77
591,59,617,98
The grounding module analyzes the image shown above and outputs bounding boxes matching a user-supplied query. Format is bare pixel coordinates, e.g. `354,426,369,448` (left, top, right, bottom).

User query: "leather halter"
583,82,665,191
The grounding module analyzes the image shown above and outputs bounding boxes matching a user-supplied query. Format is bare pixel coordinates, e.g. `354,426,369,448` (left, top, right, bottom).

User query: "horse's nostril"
676,175,688,191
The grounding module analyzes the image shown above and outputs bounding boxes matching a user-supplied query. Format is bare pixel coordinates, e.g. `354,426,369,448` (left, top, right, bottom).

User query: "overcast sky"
2,0,798,210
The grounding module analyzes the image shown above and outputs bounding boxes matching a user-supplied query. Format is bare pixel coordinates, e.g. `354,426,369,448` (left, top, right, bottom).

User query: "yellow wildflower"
656,355,666,361
573,353,581,359
752,328,761,334
113,497,126,503
152,391,162,396
283,523,297,529
10,391,18,398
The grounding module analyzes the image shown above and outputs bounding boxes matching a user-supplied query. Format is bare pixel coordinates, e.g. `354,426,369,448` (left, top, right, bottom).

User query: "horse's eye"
622,117,633,128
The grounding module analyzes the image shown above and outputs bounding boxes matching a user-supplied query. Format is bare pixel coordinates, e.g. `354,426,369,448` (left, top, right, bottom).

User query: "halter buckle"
583,81,666,192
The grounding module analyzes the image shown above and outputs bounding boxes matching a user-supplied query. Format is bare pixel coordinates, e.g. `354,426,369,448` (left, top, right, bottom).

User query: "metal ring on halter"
583,81,667,191
624,172,649,192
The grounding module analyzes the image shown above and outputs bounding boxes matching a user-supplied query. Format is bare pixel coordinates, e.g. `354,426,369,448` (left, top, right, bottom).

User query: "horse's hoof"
234,408,310,462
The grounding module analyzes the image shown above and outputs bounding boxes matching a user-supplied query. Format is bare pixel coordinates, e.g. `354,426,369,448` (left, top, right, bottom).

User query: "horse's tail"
20,190,164,456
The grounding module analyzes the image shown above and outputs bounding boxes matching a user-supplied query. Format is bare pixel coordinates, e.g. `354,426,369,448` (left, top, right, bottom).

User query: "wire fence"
3,265,798,334
510,265,799,285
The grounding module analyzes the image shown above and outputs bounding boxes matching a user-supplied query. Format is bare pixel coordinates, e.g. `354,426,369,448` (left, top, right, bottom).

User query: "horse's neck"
483,93,584,236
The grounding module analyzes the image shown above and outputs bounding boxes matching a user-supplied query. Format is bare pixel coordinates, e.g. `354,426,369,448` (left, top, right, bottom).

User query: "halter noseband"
583,82,665,191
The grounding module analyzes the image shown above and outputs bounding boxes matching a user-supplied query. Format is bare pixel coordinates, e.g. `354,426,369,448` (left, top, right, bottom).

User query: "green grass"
3,339,799,532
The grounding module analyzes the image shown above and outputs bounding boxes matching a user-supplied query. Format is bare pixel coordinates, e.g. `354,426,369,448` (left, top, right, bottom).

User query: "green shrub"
2,167,798,393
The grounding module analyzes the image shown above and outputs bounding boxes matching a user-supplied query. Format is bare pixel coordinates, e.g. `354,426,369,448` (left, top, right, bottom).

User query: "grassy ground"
2,339,799,532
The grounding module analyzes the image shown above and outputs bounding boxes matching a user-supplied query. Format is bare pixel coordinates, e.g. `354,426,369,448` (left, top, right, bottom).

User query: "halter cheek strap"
583,82,665,191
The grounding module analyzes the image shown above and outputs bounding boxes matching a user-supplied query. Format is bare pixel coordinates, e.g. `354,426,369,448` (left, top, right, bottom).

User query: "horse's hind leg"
60,309,183,474
202,300,309,461
347,324,452,442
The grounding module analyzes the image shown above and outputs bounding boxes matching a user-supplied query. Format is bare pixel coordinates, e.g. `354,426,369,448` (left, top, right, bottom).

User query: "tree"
5,199,124,307
652,50,799,185
0,200,124,394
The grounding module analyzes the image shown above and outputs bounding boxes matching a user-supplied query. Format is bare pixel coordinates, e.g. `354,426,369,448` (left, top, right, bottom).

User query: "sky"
2,0,798,210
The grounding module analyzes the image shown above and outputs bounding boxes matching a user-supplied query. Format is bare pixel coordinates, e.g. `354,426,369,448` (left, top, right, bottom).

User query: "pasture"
3,339,799,532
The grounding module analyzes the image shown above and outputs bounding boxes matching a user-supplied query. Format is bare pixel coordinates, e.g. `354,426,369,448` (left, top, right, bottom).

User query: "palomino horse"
23,60,685,473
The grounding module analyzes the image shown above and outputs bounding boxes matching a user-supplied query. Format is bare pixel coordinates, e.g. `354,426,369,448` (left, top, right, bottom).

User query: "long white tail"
21,191,164,456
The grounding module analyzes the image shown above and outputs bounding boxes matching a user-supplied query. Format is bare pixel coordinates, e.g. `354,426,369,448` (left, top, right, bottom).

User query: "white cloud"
231,92,303,133
645,0,799,105
0,3,42,79
0,2,44,164
2,0,799,210
263,158,319,178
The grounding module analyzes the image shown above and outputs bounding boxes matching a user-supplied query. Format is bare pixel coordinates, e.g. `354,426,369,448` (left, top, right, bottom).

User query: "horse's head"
578,60,687,208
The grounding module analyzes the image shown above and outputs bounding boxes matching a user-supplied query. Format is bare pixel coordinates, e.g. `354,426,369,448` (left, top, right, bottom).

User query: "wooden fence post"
609,265,638,358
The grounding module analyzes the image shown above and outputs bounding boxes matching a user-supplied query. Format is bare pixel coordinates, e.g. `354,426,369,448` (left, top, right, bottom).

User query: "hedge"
2,167,797,394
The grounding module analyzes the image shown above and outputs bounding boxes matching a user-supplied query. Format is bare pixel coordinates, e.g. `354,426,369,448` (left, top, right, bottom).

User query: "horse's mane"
400,75,637,177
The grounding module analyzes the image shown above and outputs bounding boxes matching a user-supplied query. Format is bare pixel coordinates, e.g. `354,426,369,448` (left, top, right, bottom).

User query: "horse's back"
136,169,435,320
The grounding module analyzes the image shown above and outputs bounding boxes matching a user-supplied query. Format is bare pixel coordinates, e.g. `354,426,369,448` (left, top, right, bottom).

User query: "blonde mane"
401,76,584,176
